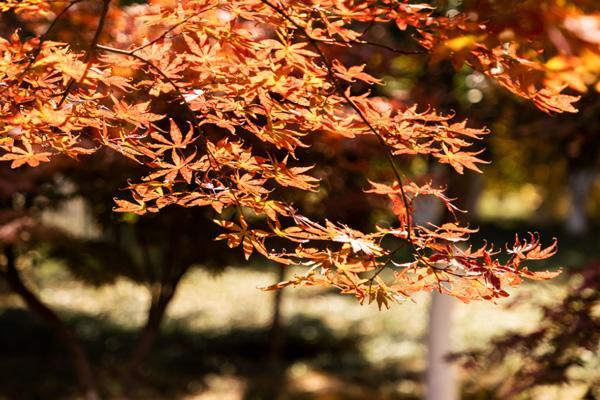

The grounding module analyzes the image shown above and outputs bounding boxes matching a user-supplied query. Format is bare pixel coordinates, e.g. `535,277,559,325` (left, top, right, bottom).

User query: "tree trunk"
1,245,100,400
268,266,286,366
566,169,595,236
244,266,287,400
422,166,479,400
425,292,458,400
121,265,187,398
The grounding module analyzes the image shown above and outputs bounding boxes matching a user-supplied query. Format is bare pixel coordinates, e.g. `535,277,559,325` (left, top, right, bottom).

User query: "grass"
0,256,581,400
1,222,598,399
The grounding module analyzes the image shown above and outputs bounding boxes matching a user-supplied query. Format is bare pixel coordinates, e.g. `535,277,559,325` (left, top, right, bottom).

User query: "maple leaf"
332,233,376,255
520,268,562,281
436,143,489,174
268,157,319,191
332,60,381,85
148,150,197,184
423,223,478,242
108,96,164,128
214,217,270,260
533,88,580,114
234,173,270,195
262,37,318,66
0,140,52,168
150,119,196,155
112,195,154,215
1,0,578,308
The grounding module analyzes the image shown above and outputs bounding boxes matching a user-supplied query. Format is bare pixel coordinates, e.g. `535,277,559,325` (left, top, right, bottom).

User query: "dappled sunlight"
0,261,577,399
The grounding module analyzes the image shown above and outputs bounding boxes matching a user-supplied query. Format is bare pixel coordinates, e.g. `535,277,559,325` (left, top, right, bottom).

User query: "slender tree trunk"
566,169,595,236
244,266,287,400
422,166,480,400
121,265,187,397
124,288,173,377
268,266,286,366
425,292,458,400
1,245,100,400
267,266,287,399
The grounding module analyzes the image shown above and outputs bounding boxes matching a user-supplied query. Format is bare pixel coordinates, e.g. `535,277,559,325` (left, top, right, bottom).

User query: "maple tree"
0,151,245,398
2,0,598,310
2,1,600,399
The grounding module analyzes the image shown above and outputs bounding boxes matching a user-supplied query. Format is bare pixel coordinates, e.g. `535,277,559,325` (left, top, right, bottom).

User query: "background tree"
0,150,238,397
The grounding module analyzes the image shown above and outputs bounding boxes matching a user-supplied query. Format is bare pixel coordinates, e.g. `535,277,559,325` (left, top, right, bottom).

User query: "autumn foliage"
2,0,597,308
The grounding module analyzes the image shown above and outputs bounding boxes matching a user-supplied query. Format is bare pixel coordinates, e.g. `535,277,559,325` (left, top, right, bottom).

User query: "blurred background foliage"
1,0,599,399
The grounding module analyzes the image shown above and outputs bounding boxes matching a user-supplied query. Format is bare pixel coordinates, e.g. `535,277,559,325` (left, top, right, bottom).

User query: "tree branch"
259,0,414,241
95,43,219,169
0,245,100,400
57,0,111,108
0,0,86,96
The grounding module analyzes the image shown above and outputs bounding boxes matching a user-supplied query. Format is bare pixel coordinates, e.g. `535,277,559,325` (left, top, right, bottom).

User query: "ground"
1,256,596,400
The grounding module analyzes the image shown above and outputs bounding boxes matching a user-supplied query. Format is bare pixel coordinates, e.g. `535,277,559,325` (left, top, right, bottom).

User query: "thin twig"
126,2,218,54
318,38,426,56
130,13,199,54
0,0,86,96
95,44,219,168
366,241,408,295
258,0,461,289
259,0,414,242
57,0,111,108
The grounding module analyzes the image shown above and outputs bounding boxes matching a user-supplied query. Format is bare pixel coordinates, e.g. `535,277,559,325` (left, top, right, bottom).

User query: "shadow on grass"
0,307,421,400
